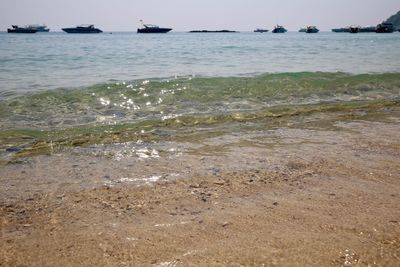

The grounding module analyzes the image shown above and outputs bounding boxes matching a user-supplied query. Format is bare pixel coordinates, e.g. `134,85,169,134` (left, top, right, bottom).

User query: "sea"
0,31,399,160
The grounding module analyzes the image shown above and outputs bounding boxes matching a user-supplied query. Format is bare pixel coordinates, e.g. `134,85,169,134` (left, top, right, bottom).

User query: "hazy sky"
0,0,398,31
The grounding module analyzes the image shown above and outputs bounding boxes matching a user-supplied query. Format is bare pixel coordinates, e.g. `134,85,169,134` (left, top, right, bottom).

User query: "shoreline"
1,108,399,266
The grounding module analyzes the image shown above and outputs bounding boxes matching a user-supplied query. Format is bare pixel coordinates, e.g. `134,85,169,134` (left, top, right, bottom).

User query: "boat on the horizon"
272,25,287,33
305,26,319,33
137,20,172,33
189,30,237,33
254,28,269,33
349,25,360,33
359,26,376,33
7,25,38,33
332,27,349,33
28,24,50,32
332,26,376,33
299,28,307,33
62,25,102,33
375,22,394,33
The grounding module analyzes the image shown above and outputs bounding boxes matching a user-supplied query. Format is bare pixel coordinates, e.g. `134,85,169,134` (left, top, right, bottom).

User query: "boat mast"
140,20,147,28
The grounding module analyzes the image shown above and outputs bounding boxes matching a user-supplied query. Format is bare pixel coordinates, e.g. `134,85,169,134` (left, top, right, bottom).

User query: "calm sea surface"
0,32,399,96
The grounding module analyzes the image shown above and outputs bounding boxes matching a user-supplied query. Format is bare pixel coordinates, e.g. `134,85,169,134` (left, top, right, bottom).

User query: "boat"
305,26,319,33
62,24,102,33
189,30,237,33
254,28,269,33
359,26,376,33
299,28,307,33
375,22,394,33
27,24,50,32
332,27,350,33
137,20,172,33
7,25,37,33
272,25,287,33
349,25,360,33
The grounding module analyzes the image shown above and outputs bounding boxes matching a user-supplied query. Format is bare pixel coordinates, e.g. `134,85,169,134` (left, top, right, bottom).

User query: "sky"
0,0,399,31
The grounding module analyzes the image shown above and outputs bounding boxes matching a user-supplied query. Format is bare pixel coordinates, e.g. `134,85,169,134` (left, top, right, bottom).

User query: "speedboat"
62,24,102,33
375,23,394,33
27,24,50,32
7,25,37,33
272,25,287,33
137,20,172,33
254,28,269,33
305,26,319,33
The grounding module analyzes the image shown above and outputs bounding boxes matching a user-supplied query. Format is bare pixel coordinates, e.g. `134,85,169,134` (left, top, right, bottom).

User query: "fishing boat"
62,24,102,33
27,24,50,32
375,23,394,33
137,20,172,33
305,26,319,33
272,25,287,33
254,28,269,33
7,25,37,33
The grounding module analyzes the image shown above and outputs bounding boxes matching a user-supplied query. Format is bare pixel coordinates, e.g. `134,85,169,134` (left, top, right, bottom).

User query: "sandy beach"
1,106,399,266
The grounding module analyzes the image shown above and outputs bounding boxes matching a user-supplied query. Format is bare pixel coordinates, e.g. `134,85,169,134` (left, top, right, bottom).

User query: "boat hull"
375,25,394,33
137,28,172,33
62,28,102,33
254,29,269,33
332,28,350,33
7,28,37,33
272,29,287,33
359,27,376,33
349,27,359,33
190,30,237,33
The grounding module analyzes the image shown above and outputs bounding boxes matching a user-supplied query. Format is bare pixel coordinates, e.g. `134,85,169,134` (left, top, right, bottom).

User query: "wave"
0,72,399,158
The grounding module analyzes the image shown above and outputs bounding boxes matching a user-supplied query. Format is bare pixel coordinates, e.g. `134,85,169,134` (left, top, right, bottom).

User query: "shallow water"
0,32,399,160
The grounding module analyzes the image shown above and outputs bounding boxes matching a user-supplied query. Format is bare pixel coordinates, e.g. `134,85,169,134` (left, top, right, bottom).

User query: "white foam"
118,175,162,184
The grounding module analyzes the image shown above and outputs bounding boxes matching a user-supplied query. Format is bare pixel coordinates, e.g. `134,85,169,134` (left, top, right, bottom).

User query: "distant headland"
385,10,400,29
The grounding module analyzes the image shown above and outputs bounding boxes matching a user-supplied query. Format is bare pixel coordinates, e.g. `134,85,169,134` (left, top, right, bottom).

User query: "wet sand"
1,109,400,266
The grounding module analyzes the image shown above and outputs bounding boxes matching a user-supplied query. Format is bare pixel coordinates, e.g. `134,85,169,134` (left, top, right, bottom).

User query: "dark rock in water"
6,147,22,153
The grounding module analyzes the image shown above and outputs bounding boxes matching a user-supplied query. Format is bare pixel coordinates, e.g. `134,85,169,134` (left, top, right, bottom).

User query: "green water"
1,72,399,159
